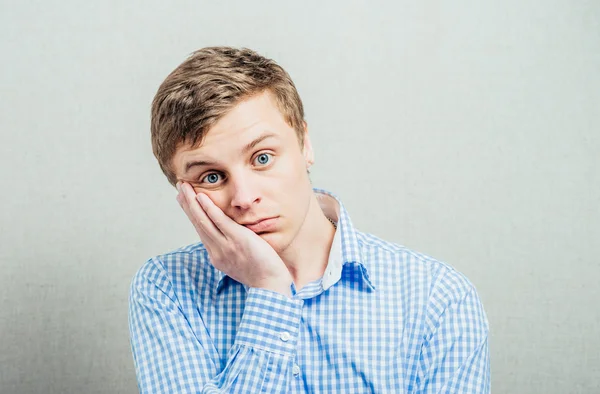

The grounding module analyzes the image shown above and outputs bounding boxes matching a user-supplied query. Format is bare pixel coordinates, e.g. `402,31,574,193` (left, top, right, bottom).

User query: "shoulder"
356,230,480,302
357,231,471,282
130,241,214,297
356,230,488,330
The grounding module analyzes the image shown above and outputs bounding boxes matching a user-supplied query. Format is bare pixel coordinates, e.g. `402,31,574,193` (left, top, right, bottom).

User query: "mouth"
242,217,279,233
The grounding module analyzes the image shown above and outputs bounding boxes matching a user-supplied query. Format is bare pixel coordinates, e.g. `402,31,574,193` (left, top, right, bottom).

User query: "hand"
175,181,293,297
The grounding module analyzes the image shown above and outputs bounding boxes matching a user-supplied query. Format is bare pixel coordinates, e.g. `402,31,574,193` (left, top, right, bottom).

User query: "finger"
176,186,215,245
177,197,221,262
178,182,225,241
177,182,216,237
195,192,239,238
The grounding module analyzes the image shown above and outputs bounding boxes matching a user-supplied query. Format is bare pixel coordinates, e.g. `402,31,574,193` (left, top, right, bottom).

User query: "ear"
301,121,314,168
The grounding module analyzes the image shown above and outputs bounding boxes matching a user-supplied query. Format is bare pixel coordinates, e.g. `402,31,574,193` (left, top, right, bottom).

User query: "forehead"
172,91,296,171
213,91,284,132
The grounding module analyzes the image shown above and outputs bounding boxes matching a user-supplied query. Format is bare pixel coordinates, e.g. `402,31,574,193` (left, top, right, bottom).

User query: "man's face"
171,91,315,253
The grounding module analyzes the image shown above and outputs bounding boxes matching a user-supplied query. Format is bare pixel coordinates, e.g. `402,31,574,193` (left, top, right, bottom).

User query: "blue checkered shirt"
129,189,490,393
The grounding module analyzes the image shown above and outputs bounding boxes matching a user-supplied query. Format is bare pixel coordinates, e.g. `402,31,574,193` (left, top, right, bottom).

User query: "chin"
258,231,287,253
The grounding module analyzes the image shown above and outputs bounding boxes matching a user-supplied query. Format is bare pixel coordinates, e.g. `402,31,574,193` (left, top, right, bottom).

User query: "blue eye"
255,153,272,166
202,173,221,184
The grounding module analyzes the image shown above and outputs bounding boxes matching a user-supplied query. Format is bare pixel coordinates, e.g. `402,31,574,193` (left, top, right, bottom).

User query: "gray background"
1,0,598,393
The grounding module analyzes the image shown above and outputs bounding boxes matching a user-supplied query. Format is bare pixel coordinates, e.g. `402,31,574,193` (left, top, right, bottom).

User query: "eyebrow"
184,132,279,174
184,159,218,173
242,132,278,154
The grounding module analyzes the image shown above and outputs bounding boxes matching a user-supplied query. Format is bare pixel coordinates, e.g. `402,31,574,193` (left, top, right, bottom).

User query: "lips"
242,217,278,233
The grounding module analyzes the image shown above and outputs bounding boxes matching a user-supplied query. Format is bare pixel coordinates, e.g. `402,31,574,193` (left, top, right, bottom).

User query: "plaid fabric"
129,189,490,393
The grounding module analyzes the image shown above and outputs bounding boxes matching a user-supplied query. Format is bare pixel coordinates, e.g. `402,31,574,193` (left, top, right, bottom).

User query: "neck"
279,192,336,291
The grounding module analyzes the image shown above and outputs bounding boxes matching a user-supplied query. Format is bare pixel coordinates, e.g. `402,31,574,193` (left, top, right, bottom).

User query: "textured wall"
1,1,598,392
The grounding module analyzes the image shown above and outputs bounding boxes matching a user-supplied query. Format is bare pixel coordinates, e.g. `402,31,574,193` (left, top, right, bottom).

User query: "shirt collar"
314,188,374,292
215,188,375,294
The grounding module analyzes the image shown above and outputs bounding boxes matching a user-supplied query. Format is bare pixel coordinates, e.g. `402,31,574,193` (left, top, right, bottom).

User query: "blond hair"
150,46,305,186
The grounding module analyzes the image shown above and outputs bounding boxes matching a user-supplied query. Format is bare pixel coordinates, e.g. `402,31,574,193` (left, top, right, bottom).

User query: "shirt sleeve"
417,268,491,394
128,257,304,393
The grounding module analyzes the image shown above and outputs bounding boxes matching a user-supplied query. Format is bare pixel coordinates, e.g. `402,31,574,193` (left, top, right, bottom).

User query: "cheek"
276,154,309,185
266,166,309,209
275,159,312,212
194,189,229,212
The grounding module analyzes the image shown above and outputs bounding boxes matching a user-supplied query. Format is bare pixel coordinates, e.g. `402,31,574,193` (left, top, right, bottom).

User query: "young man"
129,46,490,393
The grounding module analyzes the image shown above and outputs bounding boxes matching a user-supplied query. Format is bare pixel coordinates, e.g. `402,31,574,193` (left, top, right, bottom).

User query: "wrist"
254,279,293,298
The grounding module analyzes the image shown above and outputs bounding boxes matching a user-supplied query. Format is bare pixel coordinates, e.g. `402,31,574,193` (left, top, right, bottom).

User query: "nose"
229,173,261,210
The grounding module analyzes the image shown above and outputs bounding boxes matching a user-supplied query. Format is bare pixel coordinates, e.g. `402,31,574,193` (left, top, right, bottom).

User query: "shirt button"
292,364,300,376
280,331,291,342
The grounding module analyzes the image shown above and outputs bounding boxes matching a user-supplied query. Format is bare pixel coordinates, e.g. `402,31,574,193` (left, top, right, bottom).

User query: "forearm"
130,266,303,393
202,288,304,392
